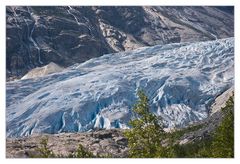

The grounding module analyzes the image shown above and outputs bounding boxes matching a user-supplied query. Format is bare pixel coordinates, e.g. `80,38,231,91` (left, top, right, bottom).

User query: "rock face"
210,86,234,115
21,62,64,79
6,129,128,158
6,6,234,80
6,38,234,138
178,87,234,145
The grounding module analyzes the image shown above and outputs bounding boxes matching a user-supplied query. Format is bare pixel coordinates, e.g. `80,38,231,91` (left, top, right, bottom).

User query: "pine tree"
211,95,234,157
124,90,166,158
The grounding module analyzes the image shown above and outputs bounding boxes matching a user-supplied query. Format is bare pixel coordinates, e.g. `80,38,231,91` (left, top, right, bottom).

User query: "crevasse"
6,37,234,137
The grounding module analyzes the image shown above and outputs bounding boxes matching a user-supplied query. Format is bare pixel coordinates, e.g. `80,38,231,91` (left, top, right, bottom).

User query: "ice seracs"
6,38,234,137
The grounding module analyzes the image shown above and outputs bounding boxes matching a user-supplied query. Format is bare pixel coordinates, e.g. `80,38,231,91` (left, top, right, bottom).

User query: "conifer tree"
124,90,166,158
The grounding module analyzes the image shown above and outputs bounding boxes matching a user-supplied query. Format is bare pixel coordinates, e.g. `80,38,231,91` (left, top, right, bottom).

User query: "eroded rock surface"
6,129,128,158
178,87,234,145
21,62,64,79
6,6,234,79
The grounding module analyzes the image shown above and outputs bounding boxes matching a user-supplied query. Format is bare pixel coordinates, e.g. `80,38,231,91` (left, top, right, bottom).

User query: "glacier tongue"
6,38,234,137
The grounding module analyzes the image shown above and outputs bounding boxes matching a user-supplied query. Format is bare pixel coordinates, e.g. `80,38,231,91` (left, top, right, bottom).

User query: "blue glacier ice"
6,38,234,137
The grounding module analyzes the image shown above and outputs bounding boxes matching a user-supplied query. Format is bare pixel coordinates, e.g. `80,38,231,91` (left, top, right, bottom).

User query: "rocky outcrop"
21,62,64,79
177,87,234,145
6,6,234,80
210,86,234,115
6,129,128,158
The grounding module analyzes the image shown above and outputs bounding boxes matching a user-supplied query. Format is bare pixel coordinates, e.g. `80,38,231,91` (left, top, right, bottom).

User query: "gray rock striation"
6,6,234,80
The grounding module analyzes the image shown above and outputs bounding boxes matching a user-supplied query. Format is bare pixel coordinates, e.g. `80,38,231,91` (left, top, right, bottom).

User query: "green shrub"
32,137,95,158
68,144,95,158
31,137,56,158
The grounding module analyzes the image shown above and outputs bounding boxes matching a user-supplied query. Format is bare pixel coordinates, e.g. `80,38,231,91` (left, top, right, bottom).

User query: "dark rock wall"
6,6,234,80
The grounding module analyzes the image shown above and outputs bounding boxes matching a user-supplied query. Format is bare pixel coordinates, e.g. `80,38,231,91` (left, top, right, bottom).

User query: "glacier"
6,38,234,138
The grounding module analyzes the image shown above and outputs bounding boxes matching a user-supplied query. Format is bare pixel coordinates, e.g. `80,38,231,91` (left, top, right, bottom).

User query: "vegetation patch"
124,91,234,158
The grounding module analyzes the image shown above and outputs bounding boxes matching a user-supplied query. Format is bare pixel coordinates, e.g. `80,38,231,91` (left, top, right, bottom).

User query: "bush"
31,137,56,158
32,137,95,158
68,144,95,158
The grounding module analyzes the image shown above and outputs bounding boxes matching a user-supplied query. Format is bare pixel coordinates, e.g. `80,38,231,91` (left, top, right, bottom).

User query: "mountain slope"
6,6,234,79
6,38,234,138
